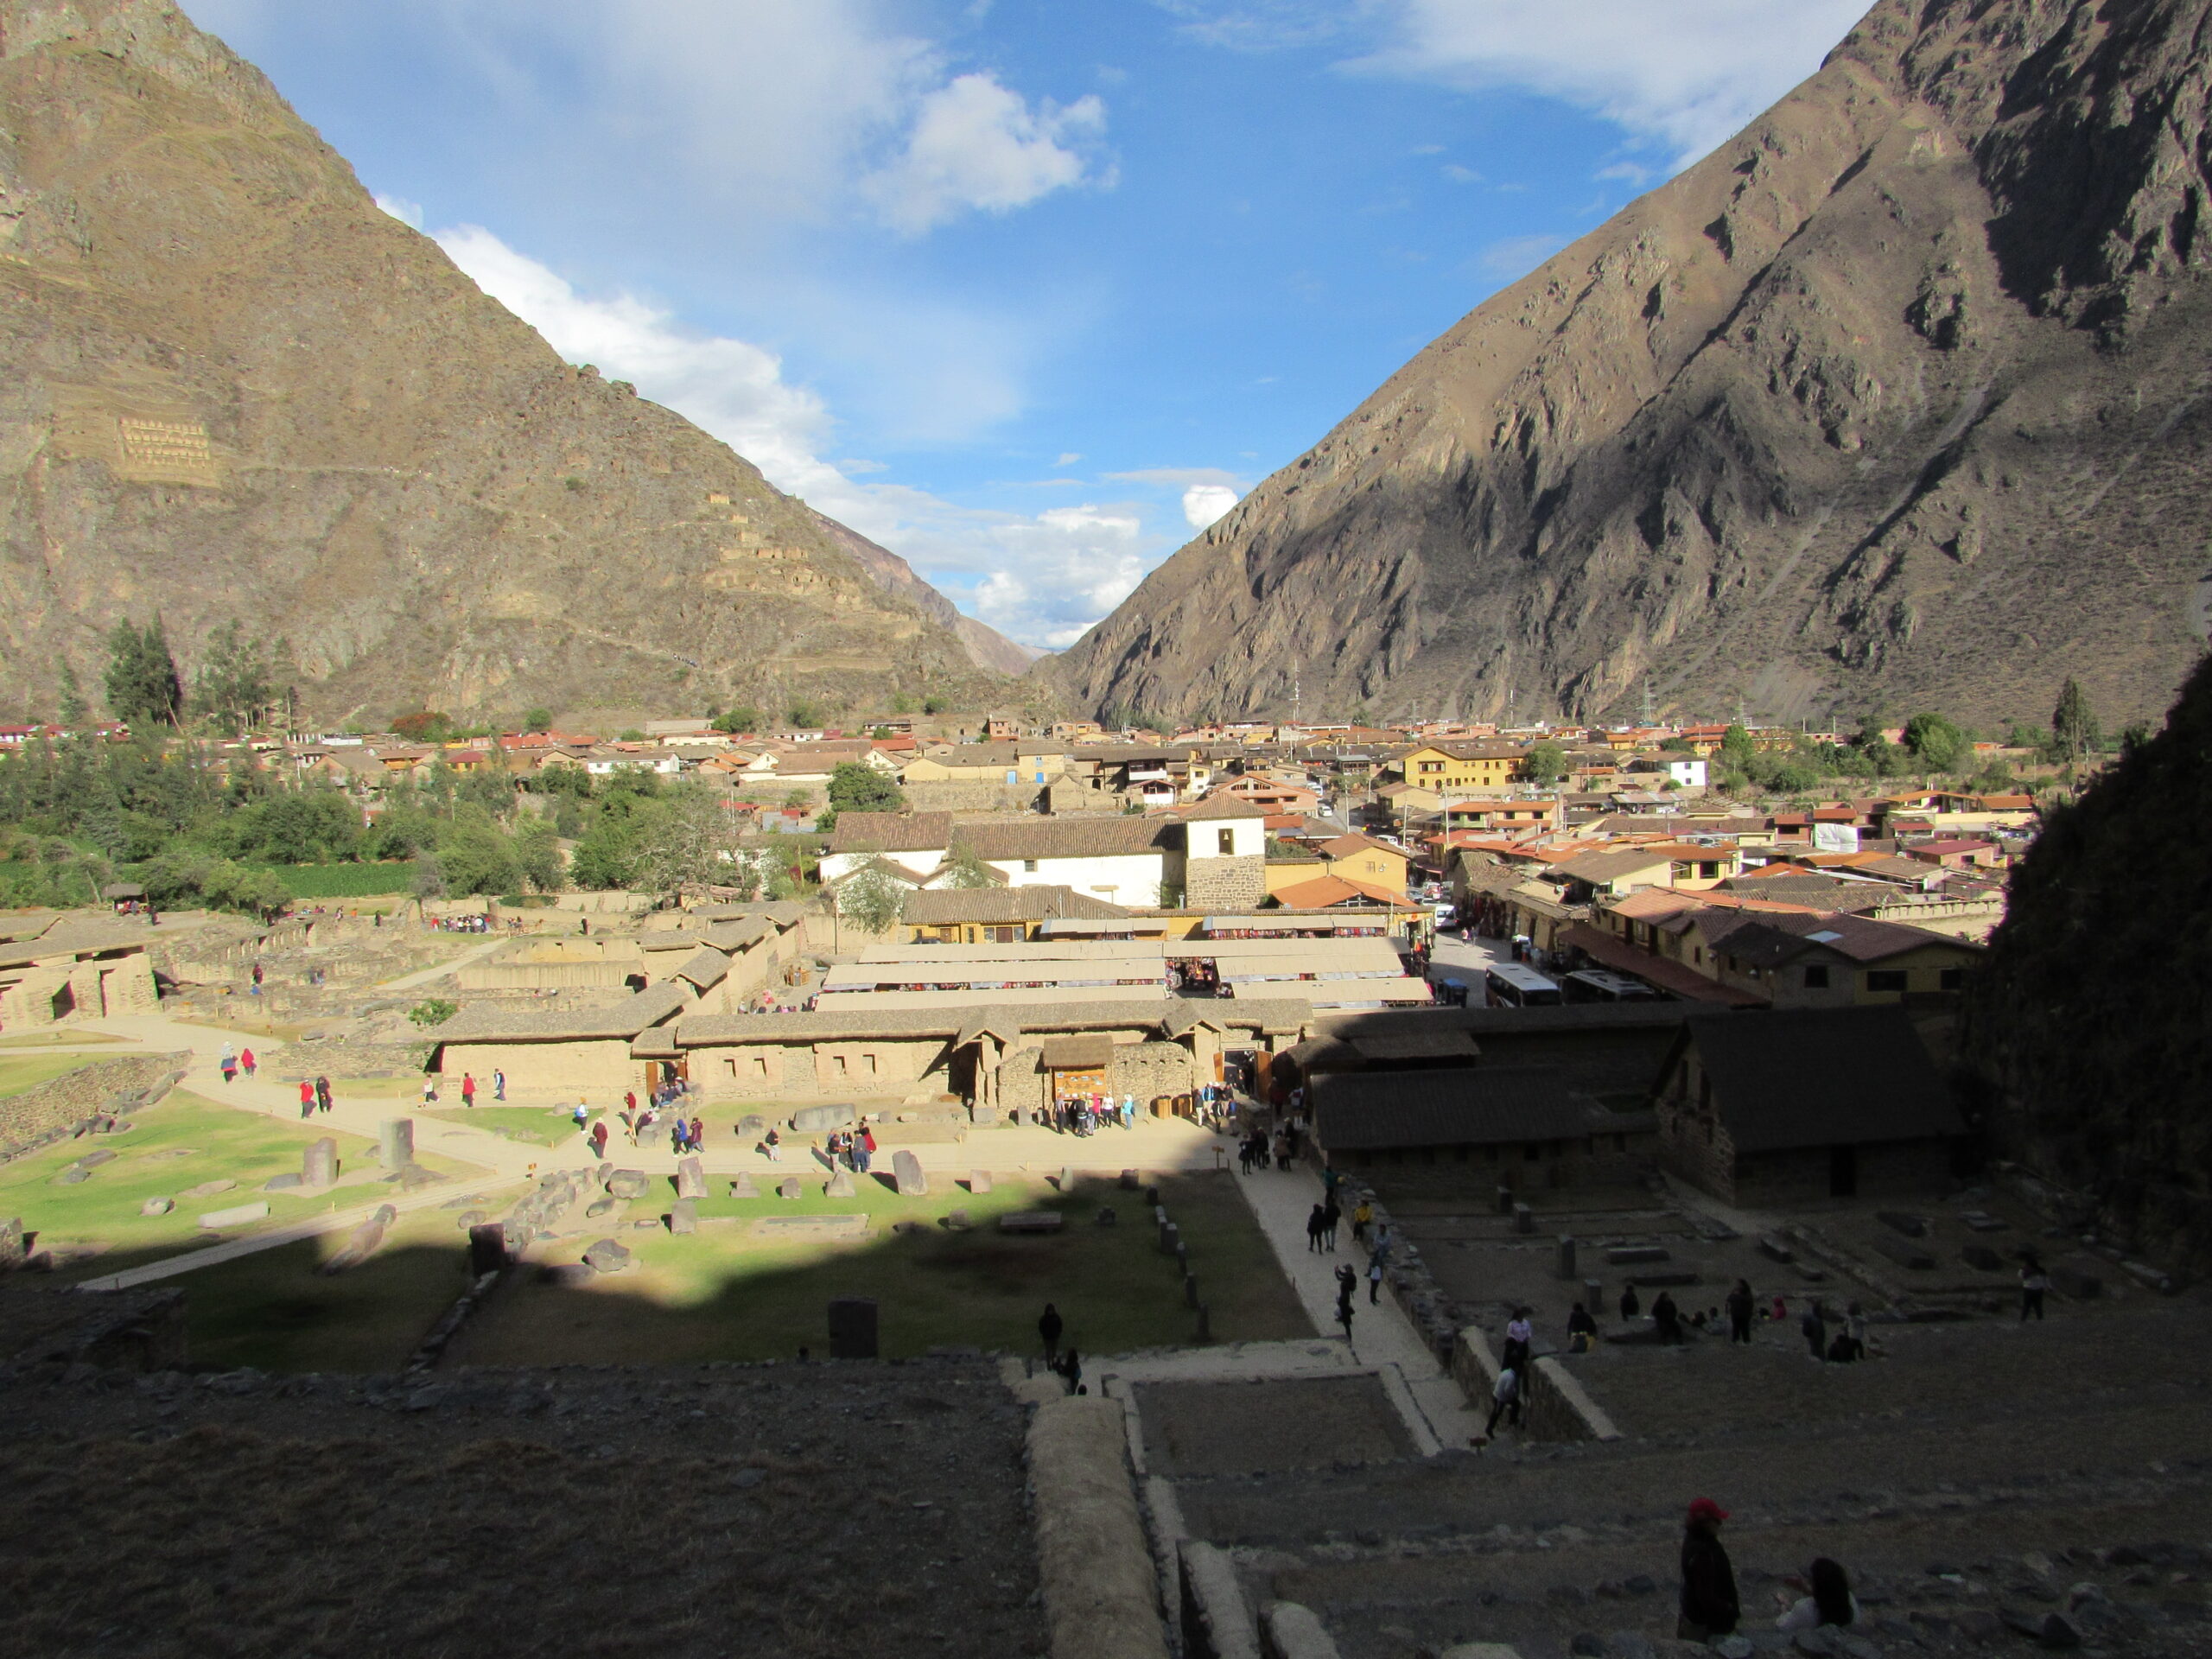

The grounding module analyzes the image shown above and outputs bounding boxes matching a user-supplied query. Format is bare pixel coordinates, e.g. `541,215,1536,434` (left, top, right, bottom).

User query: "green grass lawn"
261,863,420,899
182,1205,490,1372
419,1105,593,1147
454,1168,1312,1367
0,1053,111,1097
0,1090,391,1281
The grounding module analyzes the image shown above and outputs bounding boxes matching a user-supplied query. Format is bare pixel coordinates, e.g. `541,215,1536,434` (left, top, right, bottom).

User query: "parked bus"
1484,963,1562,1007
1563,968,1665,1003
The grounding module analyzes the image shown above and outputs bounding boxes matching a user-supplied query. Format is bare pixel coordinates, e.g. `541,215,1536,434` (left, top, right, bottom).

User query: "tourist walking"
1367,1254,1384,1305
420,1074,437,1105
298,1079,315,1118
218,1045,236,1084
857,1123,876,1173
1652,1291,1682,1344
461,1071,477,1109
1484,1365,1521,1437
689,1115,704,1153
1321,1194,1341,1250
493,1068,505,1102
1351,1197,1372,1246
2019,1253,2049,1321
315,1075,332,1114
1567,1300,1598,1352
1677,1498,1740,1640
1306,1203,1327,1252
239,1046,256,1077
1503,1307,1533,1380
589,1119,609,1160
1336,1265,1357,1338
1038,1303,1064,1364
1726,1279,1756,1344
1777,1558,1860,1632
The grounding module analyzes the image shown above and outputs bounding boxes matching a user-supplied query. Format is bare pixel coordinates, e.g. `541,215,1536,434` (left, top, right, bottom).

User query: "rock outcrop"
1050,0,2212,728
1965,652,2212,1273
0,0,1022,722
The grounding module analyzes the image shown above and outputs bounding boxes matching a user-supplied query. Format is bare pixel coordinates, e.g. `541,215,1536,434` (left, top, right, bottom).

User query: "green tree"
103,615,183,728
890,692,917,714
617,728,646,742
1902,711,1967,773
2052,677,2101,766
1520,740,1567,785
521,706,554,732
922,695,949,715
1719,723,1757,769
512,815,564,892
941,847,995,889
712,706,762,734
458,766,517,820
225,791,360,863
1658,734,1696,753
569,813,641,890
408,998,458,1028
437,824,521,896
190,620,280,734
786,698,823,728
835,864,906,935
57,664,87,728
1852,713,1905,777
827,760,906,817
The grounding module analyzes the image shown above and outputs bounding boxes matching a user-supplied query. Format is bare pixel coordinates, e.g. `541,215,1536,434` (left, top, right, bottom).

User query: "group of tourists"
216,1042,255,1082
295,1076,334,1117
1239,1111,1307,1173
1055,1093,1136,1135
1677,1500,1863,1643
824,1123,877,1173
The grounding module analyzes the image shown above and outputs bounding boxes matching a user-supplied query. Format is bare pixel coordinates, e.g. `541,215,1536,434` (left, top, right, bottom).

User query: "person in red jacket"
298,1079,315,1119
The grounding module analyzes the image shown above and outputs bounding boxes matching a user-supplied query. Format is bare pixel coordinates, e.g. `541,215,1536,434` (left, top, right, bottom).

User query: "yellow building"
1397,741,1527,790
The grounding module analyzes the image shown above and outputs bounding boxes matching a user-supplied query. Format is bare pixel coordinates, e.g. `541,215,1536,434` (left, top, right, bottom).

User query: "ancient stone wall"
901,779,1054,814
0,1053,189,1162
995,1046,1049,1124
1185,855,1266,911
1107,1040,1197,1109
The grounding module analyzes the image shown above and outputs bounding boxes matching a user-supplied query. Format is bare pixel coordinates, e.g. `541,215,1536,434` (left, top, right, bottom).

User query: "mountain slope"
804,515,1043,677
1965,654,2212,1270
1050,0,2212,728
0,0,1019,723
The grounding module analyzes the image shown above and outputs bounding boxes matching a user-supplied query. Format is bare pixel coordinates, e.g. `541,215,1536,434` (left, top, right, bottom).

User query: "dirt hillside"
0,0,1025,724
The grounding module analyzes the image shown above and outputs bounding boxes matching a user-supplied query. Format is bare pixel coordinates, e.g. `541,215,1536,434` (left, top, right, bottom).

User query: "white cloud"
863,73,1109,236
429,221,1162,649
373,193,424,228
1056,451,1084,467
1182,484,1241,528
1440,162,1482,183
1350,1,1869,167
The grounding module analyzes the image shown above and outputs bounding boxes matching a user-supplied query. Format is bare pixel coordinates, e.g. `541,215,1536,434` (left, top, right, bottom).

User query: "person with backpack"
315,1076,332,1114
1677,1498,1740,1640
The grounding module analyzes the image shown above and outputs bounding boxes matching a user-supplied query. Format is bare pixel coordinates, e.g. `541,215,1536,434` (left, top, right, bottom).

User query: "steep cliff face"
0,0,1022,723
1051,0,2212,728
1965,654,2212,1271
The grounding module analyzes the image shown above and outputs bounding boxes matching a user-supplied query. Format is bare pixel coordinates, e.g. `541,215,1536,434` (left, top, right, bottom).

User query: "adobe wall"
431,1038,639,1100
902,780,1052,813
1733,1140,1953,1205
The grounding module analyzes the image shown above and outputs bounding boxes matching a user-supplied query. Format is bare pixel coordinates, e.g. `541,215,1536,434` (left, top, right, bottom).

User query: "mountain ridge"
0,0,1025,723
1046,0,2212,729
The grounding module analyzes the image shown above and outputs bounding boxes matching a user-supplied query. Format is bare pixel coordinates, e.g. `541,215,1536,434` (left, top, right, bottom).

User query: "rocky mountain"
0,0,1025,727
1966,653,2212,1270
805,516,1044,678
1050,0,2212,730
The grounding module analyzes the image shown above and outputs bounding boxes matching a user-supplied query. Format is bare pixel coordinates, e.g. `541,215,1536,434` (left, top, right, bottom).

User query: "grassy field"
454,1168,1312,1367
419,1105,594,1147
182,1205,492,1371
0,1053,111,1097
0,1089,407,1281
0,1030,125,1049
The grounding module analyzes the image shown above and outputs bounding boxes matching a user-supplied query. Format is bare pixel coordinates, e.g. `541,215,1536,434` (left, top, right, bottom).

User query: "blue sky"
182,0,1866,649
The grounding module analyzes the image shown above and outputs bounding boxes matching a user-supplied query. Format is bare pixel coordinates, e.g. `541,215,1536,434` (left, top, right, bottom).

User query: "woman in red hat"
1678,1497,1739,1640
